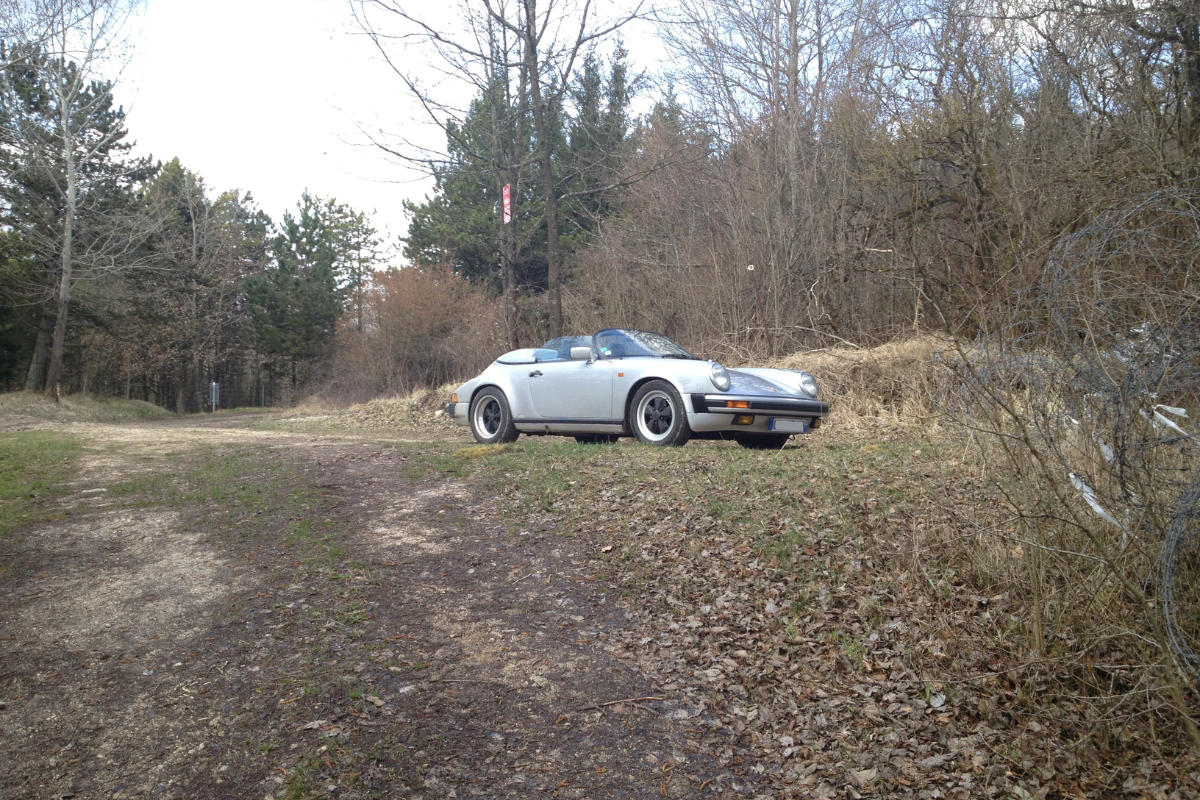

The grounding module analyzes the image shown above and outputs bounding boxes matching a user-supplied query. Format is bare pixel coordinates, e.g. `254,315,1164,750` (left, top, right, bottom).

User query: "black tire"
629,380,691,447
469,387,518,444
734,433,791,450
574,434,620,444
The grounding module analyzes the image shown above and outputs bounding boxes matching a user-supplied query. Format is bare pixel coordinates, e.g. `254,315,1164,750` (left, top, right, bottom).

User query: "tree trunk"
176,362,187,414
43,112,77,400
523,0,564,338
44,289,71,399
24,313,54,392
489,51,521,351
500,174,519,349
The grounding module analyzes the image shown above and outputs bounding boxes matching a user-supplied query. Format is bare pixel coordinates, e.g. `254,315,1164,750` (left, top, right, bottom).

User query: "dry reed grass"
769,334,951,426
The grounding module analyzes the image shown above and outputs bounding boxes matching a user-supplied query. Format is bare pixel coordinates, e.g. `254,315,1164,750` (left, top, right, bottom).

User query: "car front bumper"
687,393,828,434
445,401,468,426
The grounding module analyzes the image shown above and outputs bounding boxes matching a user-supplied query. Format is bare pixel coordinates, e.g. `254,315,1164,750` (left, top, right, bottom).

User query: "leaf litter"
487,426,1200,798
2,411,1196,799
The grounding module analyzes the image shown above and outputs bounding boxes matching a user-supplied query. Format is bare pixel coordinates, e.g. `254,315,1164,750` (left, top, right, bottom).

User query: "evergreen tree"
321,198,383,333
0,229,37,389
402,94,539,290
404,50,635,301
562,45,632,251
0,44,155,393
245,193,344,388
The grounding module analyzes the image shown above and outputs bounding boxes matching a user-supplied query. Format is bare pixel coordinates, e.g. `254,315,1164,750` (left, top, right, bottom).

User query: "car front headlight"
797,371,818,397
710,362,731,391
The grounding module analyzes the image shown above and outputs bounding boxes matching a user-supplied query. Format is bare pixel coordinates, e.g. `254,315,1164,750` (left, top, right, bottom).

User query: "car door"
527,358,615,420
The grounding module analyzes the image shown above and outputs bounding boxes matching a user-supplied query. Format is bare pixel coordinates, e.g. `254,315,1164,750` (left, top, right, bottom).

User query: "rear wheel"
733,433,791,450
629,381,691,446
469,388,518,444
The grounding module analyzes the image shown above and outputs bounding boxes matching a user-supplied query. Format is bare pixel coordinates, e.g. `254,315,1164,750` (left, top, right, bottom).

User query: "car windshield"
593,329,695,359
539,335,597,361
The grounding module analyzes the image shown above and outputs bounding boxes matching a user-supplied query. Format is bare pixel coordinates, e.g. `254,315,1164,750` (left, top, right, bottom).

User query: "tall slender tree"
0,0,153,397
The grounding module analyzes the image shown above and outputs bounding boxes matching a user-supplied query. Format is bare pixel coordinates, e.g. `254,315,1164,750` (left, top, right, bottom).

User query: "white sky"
117,0,665,250
118,0,426,243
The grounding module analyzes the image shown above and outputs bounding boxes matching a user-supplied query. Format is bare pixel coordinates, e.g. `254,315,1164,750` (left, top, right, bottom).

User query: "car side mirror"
570,346,593,362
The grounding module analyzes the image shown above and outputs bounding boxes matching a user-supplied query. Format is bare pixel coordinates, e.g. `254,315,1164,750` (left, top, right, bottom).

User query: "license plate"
769,418,809,433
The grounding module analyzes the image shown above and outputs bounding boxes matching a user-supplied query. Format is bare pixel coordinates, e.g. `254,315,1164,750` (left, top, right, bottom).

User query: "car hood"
727,368,805,397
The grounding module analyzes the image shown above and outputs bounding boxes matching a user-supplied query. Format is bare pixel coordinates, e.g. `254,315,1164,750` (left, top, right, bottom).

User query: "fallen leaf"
850,767,877,787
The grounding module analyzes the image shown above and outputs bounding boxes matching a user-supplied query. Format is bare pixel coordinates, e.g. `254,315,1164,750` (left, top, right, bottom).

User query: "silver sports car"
445,329,829,448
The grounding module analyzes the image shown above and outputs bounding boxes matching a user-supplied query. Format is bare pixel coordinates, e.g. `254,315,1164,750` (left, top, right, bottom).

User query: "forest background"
0,0,1196,410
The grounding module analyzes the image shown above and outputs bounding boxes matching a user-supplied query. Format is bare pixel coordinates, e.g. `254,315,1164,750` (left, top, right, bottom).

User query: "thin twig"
577,695,663,712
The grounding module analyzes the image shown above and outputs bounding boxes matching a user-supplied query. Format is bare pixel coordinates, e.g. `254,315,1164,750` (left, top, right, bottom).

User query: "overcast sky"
117,0,664,251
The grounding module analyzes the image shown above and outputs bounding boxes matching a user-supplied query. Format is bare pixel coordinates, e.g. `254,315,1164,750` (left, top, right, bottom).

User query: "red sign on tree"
503,184,512,224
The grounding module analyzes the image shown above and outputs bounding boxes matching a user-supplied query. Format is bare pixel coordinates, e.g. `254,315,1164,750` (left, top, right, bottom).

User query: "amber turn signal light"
452,393,458,403
725,400,750,409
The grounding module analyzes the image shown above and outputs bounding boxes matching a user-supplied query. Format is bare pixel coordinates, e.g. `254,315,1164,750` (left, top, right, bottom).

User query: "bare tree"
0,0,90,67
1022,0,1200,181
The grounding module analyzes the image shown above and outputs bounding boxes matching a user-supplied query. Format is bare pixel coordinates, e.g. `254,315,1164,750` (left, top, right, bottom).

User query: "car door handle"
529,370,543,377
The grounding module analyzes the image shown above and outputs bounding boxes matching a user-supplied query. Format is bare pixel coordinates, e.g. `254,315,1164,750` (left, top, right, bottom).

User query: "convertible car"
444,329,829,448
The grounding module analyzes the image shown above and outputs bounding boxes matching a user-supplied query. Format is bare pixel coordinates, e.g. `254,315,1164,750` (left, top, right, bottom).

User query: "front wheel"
469,388,518,444
733,433,791,450
629,381,691,446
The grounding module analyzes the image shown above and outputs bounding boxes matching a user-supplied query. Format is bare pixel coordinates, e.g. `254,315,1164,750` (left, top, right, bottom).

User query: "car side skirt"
514,420,627,434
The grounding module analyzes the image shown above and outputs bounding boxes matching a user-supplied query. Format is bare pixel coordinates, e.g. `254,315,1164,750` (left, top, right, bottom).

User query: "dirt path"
0,419,738,799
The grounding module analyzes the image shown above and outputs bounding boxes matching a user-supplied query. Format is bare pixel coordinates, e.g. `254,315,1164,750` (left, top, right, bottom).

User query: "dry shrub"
325,267,507,402
287,396,341,414
771,335,952,425
276,383,464,433
942,190,1200,748
338,384,460,430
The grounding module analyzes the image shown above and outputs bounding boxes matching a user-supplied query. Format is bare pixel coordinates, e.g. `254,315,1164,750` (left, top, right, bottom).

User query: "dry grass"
338,384,457,428
454,444,509,460
770,334,952,426
0,391,173,424
273,384,461,434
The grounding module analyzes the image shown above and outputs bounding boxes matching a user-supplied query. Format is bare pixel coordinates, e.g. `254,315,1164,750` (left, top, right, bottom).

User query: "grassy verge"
0,431,84,535
0,391,173,422
107,444,343,556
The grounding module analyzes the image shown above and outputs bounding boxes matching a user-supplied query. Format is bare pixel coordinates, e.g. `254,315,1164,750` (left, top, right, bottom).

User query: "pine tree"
245,193,344,389
0,44,155,394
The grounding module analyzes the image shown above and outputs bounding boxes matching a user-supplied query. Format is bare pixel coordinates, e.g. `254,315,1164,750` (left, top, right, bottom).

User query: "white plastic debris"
1069,473,1127,531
